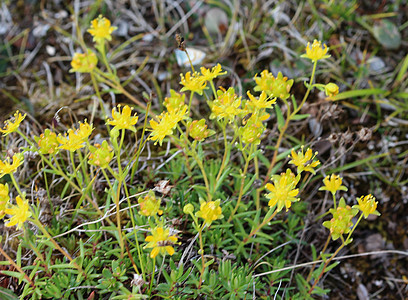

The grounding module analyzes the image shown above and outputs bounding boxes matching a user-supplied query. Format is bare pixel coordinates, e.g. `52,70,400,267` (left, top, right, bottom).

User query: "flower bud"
183,203,194,214
325,83,339,98
188,119,214,142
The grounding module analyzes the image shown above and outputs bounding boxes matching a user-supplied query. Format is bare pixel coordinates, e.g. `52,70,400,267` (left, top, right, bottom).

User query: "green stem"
93,69,147,111
332,192,337,210
69,151,82,186
344,214,363,244
193,151,211,201
9,174,24,199
308,243,344,294
90,71,108,119
187,91,195,115
198,223,206,289
228,144,255,222
214,121,229,186
122,177,145,278
130,102,151,183
306,235,331,282
148,257,156,296
184,49,195,73
309,212,363,294
113,129,127,258
210,80,217,99
97,41,114,75
242,209,278,244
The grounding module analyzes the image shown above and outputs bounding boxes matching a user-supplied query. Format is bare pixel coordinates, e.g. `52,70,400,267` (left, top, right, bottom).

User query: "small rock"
357,283,369,300
46,45,56,56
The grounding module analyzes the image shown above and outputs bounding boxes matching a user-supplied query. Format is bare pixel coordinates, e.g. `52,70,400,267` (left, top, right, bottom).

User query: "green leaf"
291,114,310,121
330,88,386,101
396,53,408,83
373,19,401,50
0,287,18,300
275,105,285,131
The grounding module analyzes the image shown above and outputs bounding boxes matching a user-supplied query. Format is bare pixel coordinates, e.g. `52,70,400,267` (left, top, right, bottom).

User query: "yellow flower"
87,15,117,43
209,87,242,123
70,51,98,73
0,153,24,178
180,71,208,95
319,174,348,195
88,140,114,169
265,169,300,212
301,40,330,62
254,71,294,100
353,194,380,219
5,196,32,229
0,183,10,219
245,91,276,113
0,111,26,136
144,226,178,258
323,198,358,241
195,199,223,226
35,129,59,155
137,191,163,217
58,131,84,152
149,112,178,146
240,116,265,145
324,83,339,98
76,121,94,142
188,119,215,142
164,90,187,114
200,64,227,82
58,121,94,152
288,146,320,175
107,105,138,132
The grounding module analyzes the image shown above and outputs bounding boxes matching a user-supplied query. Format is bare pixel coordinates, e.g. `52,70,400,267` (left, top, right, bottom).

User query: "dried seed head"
357,127,372,141
175,33,186,51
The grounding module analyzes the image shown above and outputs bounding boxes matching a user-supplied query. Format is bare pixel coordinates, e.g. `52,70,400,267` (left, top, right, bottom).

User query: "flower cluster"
164,90,187,114
35,129,59,155
265,169,300,212
137,191,163,217
188,119,215,142
88,140,114,169
209,87,242,123
239,91,276,145
70,51,98,73
323,198,358,241
58,121,94,152
254,71,294,100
